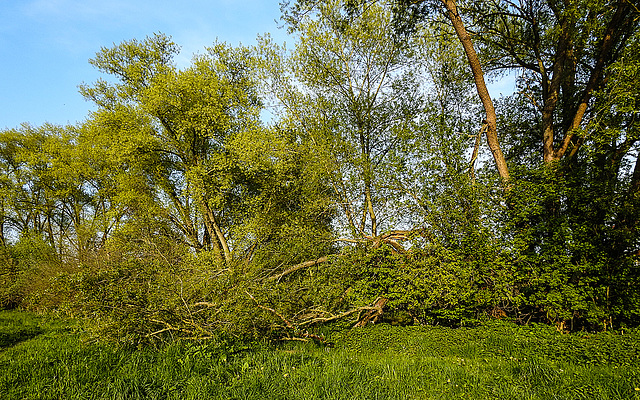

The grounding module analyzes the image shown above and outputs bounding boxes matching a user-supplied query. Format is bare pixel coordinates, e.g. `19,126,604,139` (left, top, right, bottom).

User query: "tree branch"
267,256,330,282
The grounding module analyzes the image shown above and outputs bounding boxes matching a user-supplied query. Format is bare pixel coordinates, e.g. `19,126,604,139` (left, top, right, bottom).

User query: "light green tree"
79,34,264,262
80,33,334,266
0,124,115,259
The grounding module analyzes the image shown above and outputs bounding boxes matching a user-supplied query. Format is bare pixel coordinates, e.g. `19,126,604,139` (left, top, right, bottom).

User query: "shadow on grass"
0,312,46,349
0,326,44,349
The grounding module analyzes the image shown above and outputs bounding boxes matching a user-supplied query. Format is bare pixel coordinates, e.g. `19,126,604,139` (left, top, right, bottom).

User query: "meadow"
1,310,639,400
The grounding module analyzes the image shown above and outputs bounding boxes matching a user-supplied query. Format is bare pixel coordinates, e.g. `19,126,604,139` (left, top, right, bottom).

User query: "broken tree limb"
441,0,510,182
245,290,294,329
193,301,218,308
370,230,412,253
468,122,486,183
267,256,330,282
297,306,380,327
354,297,388,327
245,291,333,344
146,318,192,338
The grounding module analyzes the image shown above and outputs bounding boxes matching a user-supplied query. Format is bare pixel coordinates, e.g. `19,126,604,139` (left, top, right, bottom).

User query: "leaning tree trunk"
441,0,510,182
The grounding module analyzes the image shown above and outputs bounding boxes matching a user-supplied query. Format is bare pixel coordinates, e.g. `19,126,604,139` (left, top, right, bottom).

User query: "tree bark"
540,11,573,163
268,256,330,282
630,153,640,199
468,122,486,182
364,181,377,237
354,296,388,327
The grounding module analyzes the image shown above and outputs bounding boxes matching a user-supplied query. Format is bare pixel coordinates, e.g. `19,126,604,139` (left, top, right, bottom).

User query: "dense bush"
502,165,640,329
0,235,69,310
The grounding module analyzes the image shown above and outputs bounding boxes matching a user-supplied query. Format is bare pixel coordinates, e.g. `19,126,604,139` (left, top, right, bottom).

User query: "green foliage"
500,162,640,328
264,0,428,237
0,234,69,310
60,250,328,343
328,242,510,326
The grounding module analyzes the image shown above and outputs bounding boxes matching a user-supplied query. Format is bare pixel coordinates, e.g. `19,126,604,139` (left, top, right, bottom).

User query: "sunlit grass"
1,310,639,399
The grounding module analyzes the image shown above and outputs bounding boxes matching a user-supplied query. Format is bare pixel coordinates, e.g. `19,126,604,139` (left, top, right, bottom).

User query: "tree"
474,0,637,164
267,0,427,242
80,34,264,262
280,0,640,328
80,33,335,267
466,0,640,326
0,123,121,260
282,0,512,181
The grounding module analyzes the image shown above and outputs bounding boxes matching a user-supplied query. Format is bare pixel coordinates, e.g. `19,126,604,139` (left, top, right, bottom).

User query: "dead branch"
370,230,412,253
245,291,336,344
246,290,294,329
297,306,378,326
297,296,389,329
468,122,487,182
267,256,330,282
379,230,412,240
354,297,388,327
334,238,368,244
280,337,310,342
270,231,416,283
146,318,193,338
146,327,175,337
193,301,217,308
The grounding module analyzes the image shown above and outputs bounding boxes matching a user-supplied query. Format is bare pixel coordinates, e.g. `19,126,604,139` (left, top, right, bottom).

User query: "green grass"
1,310,639,399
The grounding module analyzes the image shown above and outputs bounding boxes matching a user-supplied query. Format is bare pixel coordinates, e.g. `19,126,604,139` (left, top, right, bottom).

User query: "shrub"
0,235,68,310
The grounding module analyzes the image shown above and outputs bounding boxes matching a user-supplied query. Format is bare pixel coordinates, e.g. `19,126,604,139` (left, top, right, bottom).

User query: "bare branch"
268,256,330,282
246,290,294,329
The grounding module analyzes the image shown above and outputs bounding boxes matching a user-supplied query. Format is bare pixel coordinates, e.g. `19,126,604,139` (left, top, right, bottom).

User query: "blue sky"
0,1,516,130
0,0,289,129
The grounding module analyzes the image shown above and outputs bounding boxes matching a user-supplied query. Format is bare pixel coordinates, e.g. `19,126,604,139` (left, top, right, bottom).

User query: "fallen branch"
269,230,418,282
280,337,311,342
370,231,412,253
193,301,217,308
281,331,329,344
246,290,294,329
297,306,379,327
146,318,194,338
296,296,388,329
146,327,175,337
354,297,388,327
267,256,330,282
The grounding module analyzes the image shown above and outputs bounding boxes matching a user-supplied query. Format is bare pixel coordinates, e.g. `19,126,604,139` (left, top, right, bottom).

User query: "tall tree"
283,0,512,181
80,34,263,262
268,0,426,241
463,0,638,164
80,33,334,265
0,123,126,260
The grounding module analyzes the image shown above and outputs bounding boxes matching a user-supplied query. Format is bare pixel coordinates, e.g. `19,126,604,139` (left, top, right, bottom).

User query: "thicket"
1,0,639,343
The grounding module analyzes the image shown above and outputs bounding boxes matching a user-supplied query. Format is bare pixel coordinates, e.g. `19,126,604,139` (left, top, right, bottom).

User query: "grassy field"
1,310,639,399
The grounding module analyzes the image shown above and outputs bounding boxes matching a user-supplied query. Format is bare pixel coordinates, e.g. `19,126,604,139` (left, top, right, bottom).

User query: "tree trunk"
354,297,388,327
441,0,510,182
547,0,633,162
364,181,377,237
200,199,231,262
